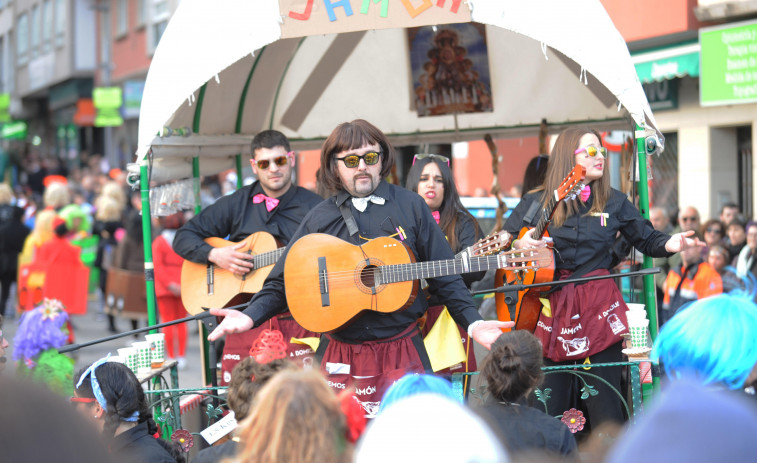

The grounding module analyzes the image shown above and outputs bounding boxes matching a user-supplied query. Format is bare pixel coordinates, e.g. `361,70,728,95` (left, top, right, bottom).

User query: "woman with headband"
72,356,181,462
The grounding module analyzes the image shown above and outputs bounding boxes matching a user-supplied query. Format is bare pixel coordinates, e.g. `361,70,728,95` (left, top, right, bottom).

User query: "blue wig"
652,292,757,389
379,373,459,413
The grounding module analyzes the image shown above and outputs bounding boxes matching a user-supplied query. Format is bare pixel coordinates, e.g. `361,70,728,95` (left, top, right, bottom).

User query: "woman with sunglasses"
406,154,485,375
504,126,701,429
72,357,182,462
700,218,726,259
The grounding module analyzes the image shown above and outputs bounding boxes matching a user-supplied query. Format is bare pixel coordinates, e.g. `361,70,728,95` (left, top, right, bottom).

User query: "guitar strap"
522,200,542,227
338,200,360,239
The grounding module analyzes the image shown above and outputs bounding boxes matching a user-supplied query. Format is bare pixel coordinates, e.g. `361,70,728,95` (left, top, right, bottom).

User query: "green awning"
632,42,700,84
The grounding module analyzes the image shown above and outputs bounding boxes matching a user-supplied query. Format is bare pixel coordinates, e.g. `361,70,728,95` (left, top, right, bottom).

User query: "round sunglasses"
335,151,381,168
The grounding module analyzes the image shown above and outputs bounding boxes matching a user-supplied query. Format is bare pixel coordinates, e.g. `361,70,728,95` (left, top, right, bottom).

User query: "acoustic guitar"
494,164,586,332
180,232,284,315
284,233,551,333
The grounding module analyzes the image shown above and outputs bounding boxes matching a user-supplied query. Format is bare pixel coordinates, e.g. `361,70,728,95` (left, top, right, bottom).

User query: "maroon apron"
220,313,318,385
534,269,629,362
316,324,432,418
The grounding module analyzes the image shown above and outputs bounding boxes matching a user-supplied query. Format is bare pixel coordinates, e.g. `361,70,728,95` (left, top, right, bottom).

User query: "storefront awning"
632,42,700,84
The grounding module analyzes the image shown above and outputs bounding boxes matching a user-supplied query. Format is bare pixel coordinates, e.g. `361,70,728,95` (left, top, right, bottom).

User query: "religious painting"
408,23,493,117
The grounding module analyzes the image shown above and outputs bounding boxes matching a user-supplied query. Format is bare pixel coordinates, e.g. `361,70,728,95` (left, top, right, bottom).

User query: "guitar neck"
252,247,286,268
379,254,508,284
533,192,559,239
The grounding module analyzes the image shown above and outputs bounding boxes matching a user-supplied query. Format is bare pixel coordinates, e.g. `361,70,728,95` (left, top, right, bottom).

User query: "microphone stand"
473,267,661,322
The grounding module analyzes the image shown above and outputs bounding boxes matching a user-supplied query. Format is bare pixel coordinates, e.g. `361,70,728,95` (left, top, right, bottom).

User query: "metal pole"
98,1,116,168
140,160,158,331
635,123,662,399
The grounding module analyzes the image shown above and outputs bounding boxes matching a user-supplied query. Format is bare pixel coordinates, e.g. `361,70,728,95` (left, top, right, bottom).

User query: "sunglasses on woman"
412,153,450,167
252,152,293,170
335,151,381,168
574,146,608,157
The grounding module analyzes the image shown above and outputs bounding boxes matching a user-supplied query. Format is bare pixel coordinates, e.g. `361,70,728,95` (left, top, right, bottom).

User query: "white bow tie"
351,194,385,212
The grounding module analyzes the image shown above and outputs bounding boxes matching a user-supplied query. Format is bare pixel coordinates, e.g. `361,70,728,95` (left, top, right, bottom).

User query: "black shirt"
111,421,177,463
475,400,577,459
504,188,671,272
173,182,323,263
244,181,483,342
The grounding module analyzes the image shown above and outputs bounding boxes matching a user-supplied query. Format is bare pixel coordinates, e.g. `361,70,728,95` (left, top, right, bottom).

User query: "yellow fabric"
291,337,320,352
423,307,466,372
539,297,552,318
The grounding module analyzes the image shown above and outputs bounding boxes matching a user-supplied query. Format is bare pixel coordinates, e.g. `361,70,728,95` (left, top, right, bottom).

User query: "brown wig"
481,330,544,403
405,156,480,252
540,126,610,228
319,119,396,193
226,357,296,422
235,370,350,463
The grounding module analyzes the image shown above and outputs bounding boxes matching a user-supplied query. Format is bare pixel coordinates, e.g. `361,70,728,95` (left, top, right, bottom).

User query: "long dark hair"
405,156,479,252
75,362,183,461
319,119,396,193
539,126,610,227
481,331,544,403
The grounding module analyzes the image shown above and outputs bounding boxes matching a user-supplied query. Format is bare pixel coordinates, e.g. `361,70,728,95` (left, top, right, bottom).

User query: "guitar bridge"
318,256,330,307
206,264,214,295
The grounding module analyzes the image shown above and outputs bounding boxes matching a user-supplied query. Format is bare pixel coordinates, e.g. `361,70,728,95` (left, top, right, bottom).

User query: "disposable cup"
626,310,647,323
117,347,138,373
629,319,650,349
145,333,166,368
131,341,152,375
626,303,646,312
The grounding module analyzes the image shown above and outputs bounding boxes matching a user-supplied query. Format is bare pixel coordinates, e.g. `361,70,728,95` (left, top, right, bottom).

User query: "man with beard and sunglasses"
206,120,512,413
174,130,323,380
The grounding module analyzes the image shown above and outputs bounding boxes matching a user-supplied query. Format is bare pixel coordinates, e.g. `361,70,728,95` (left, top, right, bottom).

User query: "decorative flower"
249,329,287,364
561,408,586,433
338,390,367,444
41,298,65,320
171,429,194,452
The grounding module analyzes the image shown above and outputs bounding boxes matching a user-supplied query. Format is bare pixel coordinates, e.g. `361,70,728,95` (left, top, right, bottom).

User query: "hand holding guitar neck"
208,242,255,276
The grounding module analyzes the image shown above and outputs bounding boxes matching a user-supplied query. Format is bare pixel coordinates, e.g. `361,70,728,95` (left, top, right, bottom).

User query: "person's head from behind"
677,206,700,233
653,293,757,390
380,373,458,413
707,245,731,273
720,203,740,226
481,331,544,403
521,154,549,197
73,357,151,438
727,219,746,246
0,376,115,462
236,370,349,463
250,130,294,198
356,394,508,463
43,181,71,210
319,119,395,197
227,357,296,422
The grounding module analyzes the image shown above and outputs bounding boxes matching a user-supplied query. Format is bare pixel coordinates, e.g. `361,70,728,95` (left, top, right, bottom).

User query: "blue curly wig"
653,291,757,389
379,373,459,414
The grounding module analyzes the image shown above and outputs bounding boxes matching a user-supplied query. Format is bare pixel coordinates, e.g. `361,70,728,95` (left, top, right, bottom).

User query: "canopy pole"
139,160,158,331
235,48,266,189
191,83,213,385
635,123,661,399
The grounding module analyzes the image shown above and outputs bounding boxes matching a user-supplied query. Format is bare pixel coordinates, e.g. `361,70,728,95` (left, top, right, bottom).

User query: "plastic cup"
117,347,138,373
131,342,152,375
145,333,166,369
629,319,650,349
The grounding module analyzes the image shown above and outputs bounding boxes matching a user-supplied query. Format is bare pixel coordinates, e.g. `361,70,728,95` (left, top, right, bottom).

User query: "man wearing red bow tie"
173,130,323,378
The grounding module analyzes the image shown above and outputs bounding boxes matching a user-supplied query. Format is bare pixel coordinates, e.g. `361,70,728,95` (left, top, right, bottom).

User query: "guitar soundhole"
360,265,377,288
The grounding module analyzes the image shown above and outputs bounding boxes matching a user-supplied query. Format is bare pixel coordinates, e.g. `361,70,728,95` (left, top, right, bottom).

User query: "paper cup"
626,310,647,323
629,319,650,349
626,303,646,313
145,333,166,368
117,347,138,373
131,342,152,375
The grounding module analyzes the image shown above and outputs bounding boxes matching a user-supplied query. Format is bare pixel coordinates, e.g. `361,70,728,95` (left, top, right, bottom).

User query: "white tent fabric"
134,0,660,183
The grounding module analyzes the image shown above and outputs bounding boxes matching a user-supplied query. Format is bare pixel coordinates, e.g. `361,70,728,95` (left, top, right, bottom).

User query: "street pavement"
3,294,206,390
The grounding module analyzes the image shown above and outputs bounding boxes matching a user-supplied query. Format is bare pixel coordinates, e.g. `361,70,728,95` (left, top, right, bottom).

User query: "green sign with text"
700,20,757,106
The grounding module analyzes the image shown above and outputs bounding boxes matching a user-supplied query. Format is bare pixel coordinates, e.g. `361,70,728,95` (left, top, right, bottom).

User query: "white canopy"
134,0,661,183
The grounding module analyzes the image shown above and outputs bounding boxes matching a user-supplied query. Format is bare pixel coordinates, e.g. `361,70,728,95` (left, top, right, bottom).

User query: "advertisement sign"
700,19,757,106
93,87,124,127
